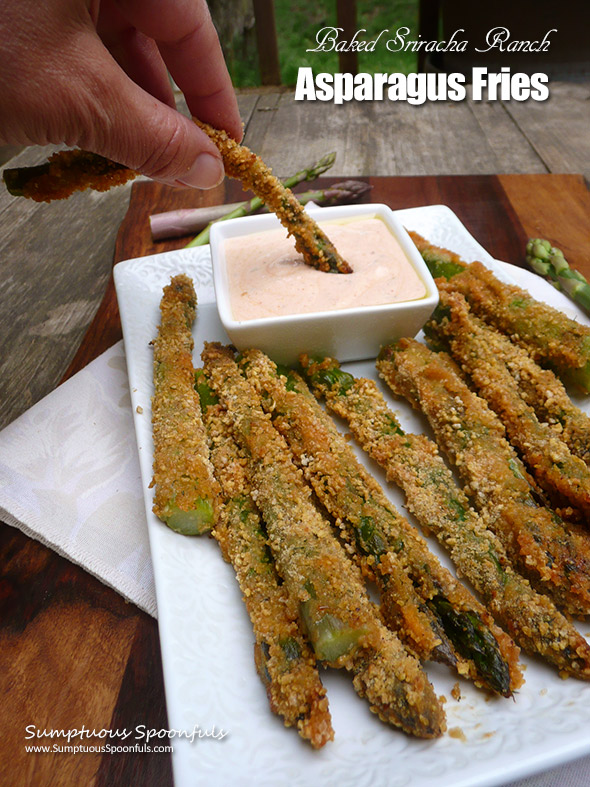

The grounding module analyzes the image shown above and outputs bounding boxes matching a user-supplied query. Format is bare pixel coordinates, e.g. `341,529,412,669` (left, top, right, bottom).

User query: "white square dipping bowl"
210,203,439,366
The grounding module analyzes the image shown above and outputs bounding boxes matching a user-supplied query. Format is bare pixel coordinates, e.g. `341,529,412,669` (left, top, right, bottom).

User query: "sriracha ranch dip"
224,216,427,321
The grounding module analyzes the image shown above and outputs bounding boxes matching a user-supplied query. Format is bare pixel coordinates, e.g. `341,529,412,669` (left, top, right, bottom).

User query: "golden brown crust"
202,342,445,738
151,275,220,533
4,149,136,202
195,120,352,274
242,349,522,696
202,397,333,748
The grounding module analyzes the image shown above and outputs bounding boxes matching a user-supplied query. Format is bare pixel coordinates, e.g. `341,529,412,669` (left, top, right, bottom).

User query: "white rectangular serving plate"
114,205,590,787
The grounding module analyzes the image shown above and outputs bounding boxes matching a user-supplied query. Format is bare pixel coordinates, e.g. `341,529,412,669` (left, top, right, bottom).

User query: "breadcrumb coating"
202,342,445,739
242,349,519,697
200,390,333,748
3,149,136,202
305,353,590,679
433,291,590,519
440,261,590,392
195,120,352,274
380,337,590,625
151,275,220,534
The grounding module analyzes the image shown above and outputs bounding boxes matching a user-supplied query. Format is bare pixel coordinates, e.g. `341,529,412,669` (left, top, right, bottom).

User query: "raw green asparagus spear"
378,338,590,620
410,232,590,393
431,291,590,518
152,179,370,242
302,355,590,678
241,349,520,697
202,343,445,738
526,239,590,314
151,275,220,534
195,121,352,273
195,371,333,748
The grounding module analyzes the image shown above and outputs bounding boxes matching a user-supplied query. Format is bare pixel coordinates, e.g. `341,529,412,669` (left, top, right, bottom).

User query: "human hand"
0,0,242,189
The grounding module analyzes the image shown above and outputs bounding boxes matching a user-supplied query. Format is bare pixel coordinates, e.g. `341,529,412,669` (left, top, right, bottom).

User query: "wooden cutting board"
2,173,590,786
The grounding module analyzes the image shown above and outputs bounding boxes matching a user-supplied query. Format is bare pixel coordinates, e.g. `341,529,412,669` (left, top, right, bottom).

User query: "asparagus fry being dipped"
301,355,590,677
201,342,445,739
240,349,521,697
195,120,352,274
430,291,590,518
410,232,590,393
195,371,333,748
151,275,220,534
378,338,590,621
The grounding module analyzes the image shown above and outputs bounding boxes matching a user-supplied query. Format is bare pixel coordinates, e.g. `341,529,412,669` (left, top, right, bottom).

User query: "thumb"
75,37,226,188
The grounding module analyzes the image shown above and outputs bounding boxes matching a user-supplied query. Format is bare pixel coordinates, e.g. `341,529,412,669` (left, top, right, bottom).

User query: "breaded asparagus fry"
241,350,520,697
302,356,590,677
202,343,445,739
432,292,590,518
410,233,590,393
408,231,468,280
3,149,136,202
447,311,590,466
195,120,352,274
195,372,333,748
151,275,220,534
443,263,590,393
378,338,590,619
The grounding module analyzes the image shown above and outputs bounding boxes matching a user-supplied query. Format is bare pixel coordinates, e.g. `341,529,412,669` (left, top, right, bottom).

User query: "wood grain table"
2,173,590,786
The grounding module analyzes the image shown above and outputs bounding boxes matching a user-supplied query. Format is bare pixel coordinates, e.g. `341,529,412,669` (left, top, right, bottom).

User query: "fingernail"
178,153,224,189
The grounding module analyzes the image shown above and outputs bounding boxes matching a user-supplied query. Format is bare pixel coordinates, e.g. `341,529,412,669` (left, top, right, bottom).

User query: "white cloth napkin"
1,337,590,786
0,340,156,616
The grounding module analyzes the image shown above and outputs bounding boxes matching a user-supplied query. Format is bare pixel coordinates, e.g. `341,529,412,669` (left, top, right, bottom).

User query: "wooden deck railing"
252,0,361,85
252,0,435,84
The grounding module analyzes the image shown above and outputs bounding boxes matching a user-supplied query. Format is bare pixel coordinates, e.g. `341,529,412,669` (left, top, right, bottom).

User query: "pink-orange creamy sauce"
224,217,427,321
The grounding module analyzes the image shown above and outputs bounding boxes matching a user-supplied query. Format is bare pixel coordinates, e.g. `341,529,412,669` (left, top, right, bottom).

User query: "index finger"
113,0,243,140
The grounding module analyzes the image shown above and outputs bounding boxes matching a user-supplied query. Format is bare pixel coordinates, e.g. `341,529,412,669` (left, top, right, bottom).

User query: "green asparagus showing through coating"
195,121,352,273
3,149,136,201
184,152,340,247
151,275,220,534
430,291,590,518
410,231,590,393
378,338,590,622
201,343,445,738
302,355,590,678
437,297,590,468
195,370,334,748
526,238,590,315
241,349,521,697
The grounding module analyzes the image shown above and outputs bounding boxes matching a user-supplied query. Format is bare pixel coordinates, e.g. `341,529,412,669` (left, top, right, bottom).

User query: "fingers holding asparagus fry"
195,121,352,274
